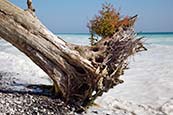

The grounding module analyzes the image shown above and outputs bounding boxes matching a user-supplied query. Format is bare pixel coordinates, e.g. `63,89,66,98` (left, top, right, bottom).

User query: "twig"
27,0,35,12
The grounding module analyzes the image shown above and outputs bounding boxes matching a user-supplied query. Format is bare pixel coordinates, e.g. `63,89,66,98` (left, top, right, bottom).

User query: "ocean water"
0,33,173,114
57,33,90,45
139,32,173,46
57,32,173,46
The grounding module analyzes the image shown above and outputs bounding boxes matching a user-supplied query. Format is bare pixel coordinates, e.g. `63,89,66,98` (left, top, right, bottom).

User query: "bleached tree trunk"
0,0,145,110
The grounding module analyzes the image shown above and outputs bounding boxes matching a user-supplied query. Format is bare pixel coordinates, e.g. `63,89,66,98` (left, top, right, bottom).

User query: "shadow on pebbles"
0,72,73,115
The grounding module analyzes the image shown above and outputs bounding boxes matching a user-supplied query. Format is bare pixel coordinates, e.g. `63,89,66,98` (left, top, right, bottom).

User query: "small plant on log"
88,2,120,39
88,2,133,41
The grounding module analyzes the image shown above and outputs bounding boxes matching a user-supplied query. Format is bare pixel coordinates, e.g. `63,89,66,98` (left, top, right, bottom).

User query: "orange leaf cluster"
88,3,132,38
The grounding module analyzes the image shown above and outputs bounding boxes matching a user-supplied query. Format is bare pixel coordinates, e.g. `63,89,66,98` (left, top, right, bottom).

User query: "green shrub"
88,2,132,44
88,3,120,38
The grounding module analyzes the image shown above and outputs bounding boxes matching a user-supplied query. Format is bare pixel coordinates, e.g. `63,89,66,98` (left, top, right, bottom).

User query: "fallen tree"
0,0,146,112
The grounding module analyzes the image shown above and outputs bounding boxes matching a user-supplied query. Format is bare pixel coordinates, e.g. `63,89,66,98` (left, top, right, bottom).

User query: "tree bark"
0,0,146,111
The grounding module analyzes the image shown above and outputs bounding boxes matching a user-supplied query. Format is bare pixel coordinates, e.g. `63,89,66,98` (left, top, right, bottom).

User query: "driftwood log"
0,0,146,111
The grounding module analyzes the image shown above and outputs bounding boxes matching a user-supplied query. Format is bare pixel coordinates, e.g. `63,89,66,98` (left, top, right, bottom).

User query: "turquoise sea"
57,32,173,46
138,32,173,46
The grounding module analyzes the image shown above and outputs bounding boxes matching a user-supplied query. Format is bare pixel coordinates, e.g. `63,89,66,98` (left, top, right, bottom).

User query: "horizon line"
56,32,173,34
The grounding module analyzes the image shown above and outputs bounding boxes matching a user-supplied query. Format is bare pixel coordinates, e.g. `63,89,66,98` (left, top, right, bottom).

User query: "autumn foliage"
88,3,133,40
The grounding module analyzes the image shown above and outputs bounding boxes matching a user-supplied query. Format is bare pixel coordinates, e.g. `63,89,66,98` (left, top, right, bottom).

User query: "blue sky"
9,0,173,33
